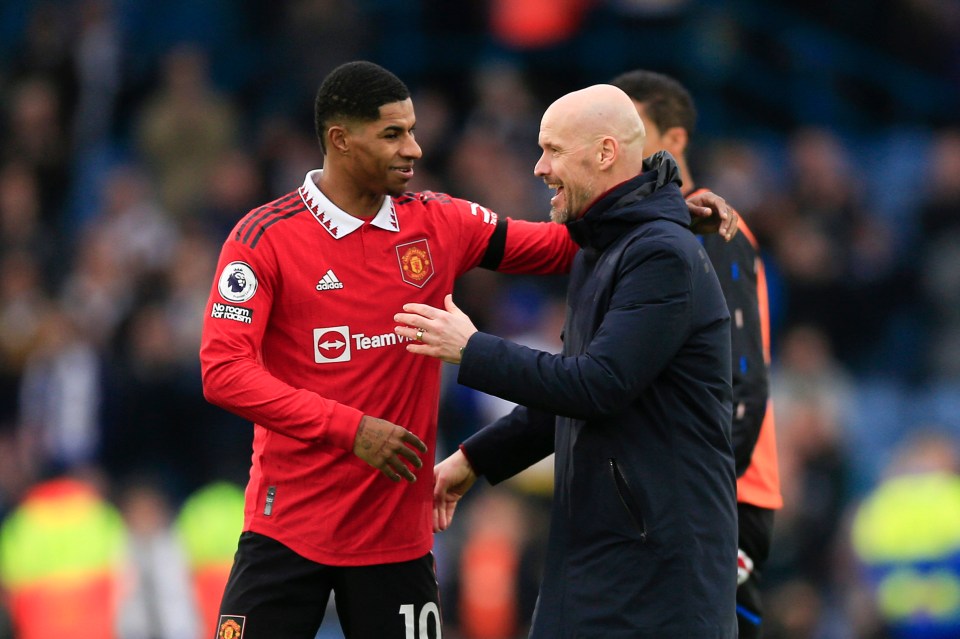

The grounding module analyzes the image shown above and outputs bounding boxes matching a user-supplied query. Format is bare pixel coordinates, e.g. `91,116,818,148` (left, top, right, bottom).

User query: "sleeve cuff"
325,403,365,452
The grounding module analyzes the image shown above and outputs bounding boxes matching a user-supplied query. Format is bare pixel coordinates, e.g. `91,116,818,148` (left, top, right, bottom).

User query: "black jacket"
459,152,738,638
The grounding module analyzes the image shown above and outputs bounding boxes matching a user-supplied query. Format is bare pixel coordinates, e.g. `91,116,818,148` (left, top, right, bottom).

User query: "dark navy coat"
459,152,738,638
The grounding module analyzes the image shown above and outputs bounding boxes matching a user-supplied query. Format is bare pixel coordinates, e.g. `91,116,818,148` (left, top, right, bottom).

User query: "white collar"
297,169,400,238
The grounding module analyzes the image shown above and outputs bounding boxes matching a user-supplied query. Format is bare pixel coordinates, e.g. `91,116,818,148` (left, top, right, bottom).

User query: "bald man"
396,85,738,638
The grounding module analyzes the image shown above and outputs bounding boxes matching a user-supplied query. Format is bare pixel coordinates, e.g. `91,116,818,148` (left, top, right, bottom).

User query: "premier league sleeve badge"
217,261,259,303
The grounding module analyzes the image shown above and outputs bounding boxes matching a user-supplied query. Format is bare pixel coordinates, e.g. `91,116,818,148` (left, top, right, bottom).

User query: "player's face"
534,115,598,225
346,99,422,197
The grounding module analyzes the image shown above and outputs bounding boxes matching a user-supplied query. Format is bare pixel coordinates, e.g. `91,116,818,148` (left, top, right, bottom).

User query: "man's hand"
433,449,478,532
394,294,477,364
686,190,738,241
353,415,427,482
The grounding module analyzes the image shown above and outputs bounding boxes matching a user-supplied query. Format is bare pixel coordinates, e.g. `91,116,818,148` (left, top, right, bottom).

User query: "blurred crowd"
0,0,958,638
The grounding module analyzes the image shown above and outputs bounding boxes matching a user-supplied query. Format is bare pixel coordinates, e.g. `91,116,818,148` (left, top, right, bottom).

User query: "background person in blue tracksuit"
396,84,738,638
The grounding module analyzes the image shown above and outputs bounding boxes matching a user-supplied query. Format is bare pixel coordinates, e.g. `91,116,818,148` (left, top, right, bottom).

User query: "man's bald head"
535,85,648,224
544,84,646,157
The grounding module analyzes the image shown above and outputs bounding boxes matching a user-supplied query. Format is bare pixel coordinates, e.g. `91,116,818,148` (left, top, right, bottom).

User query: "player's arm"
453,192,734,278
704,230,769,476
200,238,425,480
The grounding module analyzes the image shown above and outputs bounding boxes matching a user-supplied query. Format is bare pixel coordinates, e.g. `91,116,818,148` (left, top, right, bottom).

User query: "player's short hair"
314,61,411,154
610,70,697,136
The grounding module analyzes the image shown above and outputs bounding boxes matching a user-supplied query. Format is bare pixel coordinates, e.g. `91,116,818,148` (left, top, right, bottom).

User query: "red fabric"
201,178,576,566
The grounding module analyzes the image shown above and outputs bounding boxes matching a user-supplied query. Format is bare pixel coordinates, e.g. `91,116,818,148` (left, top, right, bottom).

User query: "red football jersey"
200,170,576,566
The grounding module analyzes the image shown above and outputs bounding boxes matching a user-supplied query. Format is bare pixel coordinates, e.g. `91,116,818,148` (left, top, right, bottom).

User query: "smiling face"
533,86,646,225
534,107,600,225
338,98,422,198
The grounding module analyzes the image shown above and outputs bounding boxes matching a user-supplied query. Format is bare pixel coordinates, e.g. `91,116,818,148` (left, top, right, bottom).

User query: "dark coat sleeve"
703,232,769,476
458,242,693,420
460,405,556,485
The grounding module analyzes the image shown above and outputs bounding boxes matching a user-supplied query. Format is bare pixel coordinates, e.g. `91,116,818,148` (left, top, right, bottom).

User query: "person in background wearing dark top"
200,61,738,639
611,69,783,639
397,84,738,638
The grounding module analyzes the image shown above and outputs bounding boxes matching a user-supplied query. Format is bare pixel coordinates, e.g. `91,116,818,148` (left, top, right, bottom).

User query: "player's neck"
316,165,384,219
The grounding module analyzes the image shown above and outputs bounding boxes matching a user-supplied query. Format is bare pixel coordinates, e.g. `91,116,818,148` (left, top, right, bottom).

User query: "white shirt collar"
297,169,400,238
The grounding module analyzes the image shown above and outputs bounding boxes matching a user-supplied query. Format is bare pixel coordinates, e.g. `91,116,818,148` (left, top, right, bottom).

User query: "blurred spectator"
59,231,135,347
918,129,960,380
136,45,238,219
0,475,126,639
0,162,57,288
85,164,180,278
0,251,51,429
116,479,199,639
101,303,210,495
164,230,219,363
5,3,78,137
71,0,122,151
850,430,960,638
773,324,855,425
767,325,853,590
18,307,102,478
1,78,71,225
457,490,526,639
771,128,899,371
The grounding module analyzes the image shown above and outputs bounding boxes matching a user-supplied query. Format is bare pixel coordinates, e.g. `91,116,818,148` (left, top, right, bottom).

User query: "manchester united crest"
396,239,435,288
218,615,245,639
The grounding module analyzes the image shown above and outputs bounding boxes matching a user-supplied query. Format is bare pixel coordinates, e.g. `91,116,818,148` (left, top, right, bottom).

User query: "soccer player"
200,61,736,639
611,69,783,639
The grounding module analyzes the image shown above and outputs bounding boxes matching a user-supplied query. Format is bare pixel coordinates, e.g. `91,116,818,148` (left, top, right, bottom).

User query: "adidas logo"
316,269,344,291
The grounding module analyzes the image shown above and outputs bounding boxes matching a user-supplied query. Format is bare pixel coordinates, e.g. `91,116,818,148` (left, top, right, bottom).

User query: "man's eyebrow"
381,124,409,133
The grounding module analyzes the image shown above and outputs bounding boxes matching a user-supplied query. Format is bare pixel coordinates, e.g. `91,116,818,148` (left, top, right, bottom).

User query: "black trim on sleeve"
478,219,508,270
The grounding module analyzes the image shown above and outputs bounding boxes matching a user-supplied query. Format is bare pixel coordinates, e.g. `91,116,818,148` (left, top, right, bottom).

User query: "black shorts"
736,503,775,639
216,532,442,639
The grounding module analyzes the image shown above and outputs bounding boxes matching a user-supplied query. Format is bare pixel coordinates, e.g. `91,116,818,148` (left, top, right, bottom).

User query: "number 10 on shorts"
399,603,441,639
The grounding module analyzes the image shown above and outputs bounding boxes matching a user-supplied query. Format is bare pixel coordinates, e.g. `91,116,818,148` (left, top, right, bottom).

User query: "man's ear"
662,126,689,157
598,136,618,169
328,125,349,154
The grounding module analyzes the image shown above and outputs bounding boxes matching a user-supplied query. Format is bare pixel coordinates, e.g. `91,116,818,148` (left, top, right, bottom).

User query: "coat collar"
566,151,688,250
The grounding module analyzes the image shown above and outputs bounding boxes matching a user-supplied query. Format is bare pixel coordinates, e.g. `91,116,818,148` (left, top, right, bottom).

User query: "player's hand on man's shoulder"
687,190,739,241
353,415,427,482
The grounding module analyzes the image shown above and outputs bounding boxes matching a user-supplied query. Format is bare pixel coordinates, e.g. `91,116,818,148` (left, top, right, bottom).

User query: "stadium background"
0,0,958,637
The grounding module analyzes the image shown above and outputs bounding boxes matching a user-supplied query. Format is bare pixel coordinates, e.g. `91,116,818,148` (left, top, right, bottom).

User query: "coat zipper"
609,458,648,543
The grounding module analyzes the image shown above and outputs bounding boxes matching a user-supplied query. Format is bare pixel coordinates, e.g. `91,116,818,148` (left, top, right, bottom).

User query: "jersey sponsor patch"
316,268,344,291
218,261,258,303
396,239,434,288
314,326,351,363
211,303,254,324
313,326,416,364
217,615,245,639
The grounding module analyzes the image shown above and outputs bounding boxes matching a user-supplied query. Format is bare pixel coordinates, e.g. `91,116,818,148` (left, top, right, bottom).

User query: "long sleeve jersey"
200,170,577,566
